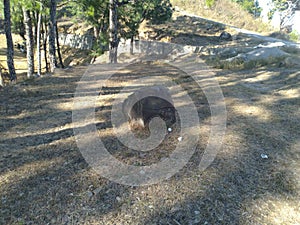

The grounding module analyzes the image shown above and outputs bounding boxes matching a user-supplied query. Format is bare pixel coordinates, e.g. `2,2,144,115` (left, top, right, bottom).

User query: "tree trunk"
109,0,118,64
49,0,57,72
36,8,42,76
94,26,100,39
55,23,64,68
0,69,3,87
23,7,35,78
4,0,17,82
130,35,134,55
33,10,38,44
42,15,49,72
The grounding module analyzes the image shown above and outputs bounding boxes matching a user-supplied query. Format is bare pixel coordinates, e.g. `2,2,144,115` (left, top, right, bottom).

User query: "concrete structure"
292,10,300,33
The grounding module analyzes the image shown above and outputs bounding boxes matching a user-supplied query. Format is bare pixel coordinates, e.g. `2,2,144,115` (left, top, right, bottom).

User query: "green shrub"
205,0,215,8
289,30,300,42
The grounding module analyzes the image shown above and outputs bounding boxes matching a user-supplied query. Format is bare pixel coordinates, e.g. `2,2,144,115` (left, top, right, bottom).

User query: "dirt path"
180,9,300,48
0,52,299,224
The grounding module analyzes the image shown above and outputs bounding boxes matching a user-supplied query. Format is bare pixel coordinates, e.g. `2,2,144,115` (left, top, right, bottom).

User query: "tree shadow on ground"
0,62,299,224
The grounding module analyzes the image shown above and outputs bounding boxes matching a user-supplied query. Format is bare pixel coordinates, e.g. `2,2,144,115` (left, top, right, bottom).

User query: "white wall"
292,10,300,33
271,11,281,30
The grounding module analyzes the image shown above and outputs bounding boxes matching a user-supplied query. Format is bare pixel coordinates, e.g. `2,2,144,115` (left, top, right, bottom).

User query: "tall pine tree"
4,0,17,82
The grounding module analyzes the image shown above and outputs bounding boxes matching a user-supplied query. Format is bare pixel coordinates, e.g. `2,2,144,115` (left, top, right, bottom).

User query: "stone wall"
58,33,95,50
118,39,197,56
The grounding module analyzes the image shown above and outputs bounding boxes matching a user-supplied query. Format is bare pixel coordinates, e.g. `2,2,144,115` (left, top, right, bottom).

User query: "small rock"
174,6,180,12
86,191,93,198
62,215,69,224
261,153,268,159
194,218,201,224
206,24,213,30
93,187,102,195
1,196,7,203
139,152,147,158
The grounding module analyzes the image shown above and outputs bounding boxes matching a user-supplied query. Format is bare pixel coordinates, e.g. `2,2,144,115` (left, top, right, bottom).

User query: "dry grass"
0,34,92,86
0,34,28,82
0,57,299,224
171,0,274,34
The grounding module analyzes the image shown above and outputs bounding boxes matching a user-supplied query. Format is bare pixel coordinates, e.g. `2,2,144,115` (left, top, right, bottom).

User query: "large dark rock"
122,86,176,128
219,31,232,41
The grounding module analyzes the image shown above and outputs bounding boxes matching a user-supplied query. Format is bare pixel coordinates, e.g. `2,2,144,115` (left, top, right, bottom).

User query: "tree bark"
23,8,35,78
42,15,49,72
130,35,134,55
49,0,57,72
109,0,119,64
55,23,64,68
33,10,38,44
4,0,17,82
0,69,3,87
36,7,42,76
94,26,100,39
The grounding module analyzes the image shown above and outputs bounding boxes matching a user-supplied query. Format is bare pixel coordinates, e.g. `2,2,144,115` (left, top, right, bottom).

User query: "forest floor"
0,11,300,225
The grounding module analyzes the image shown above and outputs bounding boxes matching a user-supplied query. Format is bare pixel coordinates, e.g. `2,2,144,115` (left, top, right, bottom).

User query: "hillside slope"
170,0,274,33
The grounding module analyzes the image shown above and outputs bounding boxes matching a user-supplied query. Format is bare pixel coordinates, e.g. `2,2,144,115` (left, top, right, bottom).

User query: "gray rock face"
226,47,290,62
122,86,176,128
58,33,95,50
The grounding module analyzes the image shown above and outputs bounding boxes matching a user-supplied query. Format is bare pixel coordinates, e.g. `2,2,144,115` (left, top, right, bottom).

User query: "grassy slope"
170,0,274,34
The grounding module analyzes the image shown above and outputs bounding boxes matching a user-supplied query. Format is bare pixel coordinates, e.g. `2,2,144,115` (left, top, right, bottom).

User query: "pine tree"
36,3,42,77
4,0,17,82
109,0,118,63
49,0,57,72
23,7,34,78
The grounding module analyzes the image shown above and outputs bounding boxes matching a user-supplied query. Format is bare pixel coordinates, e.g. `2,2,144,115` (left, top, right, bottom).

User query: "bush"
205,0,215,8
289,30,300,42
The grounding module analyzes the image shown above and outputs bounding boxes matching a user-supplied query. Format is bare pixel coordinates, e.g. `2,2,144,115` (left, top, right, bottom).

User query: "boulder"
226,47,289,63
219,31,232,41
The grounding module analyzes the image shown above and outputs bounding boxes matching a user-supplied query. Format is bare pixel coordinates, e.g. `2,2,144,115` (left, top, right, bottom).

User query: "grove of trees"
0,0,173,82
2,0,298,83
